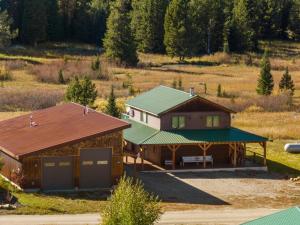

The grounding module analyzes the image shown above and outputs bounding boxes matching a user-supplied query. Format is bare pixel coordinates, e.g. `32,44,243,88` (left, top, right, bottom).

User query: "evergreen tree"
289,0,300,40
58,69,65,84
191,0,225,54
106,85,121,118
0,10,17,47
178,77,183,90
131,0,169,53
21,0,47,45
256,50,274,96
230,0,258,52
46,0,62,41
103,0,138,66
279,67,295,95
65,76,97,106
217,84,222,97
164,0,192,61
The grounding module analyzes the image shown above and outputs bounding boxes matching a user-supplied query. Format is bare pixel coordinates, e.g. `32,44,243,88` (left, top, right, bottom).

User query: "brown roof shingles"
0,103,130,158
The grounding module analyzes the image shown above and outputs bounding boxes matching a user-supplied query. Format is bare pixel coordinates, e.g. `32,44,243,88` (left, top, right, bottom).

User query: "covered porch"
123,120,268,171
124,142,267,171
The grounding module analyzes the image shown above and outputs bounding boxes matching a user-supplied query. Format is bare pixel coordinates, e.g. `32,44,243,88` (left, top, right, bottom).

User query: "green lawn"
248,140,300,176
0,178,107,215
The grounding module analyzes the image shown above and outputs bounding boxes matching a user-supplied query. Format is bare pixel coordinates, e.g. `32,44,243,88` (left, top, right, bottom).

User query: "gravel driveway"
135,170,300,209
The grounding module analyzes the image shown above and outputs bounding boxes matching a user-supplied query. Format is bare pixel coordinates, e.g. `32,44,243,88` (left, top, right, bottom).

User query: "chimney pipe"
190,87,195,97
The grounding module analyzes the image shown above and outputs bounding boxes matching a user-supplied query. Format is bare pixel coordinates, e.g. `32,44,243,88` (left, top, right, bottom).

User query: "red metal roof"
0,103,130,159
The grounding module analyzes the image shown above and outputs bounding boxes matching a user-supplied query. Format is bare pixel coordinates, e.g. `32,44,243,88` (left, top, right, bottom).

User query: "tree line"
1,0,300,62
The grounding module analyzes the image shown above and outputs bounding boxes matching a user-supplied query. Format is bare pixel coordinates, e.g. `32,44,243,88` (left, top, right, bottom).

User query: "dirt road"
0,208,279,225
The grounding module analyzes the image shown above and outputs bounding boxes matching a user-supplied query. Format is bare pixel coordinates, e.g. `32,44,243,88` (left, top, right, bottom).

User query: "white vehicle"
284,143,300,153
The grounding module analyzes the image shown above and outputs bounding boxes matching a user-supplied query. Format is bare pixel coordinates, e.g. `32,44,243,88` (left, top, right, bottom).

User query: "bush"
0,88,64,111
0,66,13,81
102,176,161,225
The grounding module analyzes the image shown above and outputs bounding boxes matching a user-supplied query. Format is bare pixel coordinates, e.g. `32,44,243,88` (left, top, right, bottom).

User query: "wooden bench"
182,156,213,167
164,160,173,166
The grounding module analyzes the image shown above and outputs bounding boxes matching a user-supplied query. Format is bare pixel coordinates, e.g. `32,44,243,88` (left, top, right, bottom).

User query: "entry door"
80,148,112,189
42,156,73,190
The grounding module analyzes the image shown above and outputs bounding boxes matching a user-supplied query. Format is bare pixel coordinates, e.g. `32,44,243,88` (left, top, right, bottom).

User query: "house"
123,86,268,170
242,206,300,225
0,103,130,190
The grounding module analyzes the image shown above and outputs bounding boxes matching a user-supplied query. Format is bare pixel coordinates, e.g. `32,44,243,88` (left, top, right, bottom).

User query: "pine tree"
131,0,169,53
164,0,192,61
46,0,62,41
178,77,183,90
103,0,138,66
0,10,17,47
217,84,222,97
256,50,274,96
106,85,121,118
172,78,177,89
21,0,47,45
65,76,97,106
289,0,300,40
230,0,259,52
279,67,295,96
58,69,65,84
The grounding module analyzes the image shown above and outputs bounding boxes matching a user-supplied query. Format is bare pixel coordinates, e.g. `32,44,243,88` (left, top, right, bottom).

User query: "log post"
233,142,237,167
263,142,267,166
168,145,180,170
199,143,211,168
140,147,144,170
133,157,137,178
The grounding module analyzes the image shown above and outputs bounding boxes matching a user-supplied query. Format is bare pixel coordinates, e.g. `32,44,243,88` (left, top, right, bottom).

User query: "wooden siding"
160,111,231,130
0,151,22,184
20,131,123,189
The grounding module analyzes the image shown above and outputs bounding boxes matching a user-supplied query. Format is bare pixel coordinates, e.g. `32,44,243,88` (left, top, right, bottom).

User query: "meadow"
0,40,300,176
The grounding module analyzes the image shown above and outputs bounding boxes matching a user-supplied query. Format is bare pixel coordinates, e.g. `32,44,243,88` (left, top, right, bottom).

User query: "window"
140,111,144,122
44,162,55,167
206,115,220,127
172,116,186,129
82,161,93,166
140,112,148,123
97,160,108,165
59,162,71,167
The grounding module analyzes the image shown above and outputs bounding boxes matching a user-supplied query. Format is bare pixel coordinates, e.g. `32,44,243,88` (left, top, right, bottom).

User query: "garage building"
0,103,130,190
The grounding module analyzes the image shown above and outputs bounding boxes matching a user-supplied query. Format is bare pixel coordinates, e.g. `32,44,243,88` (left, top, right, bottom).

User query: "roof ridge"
159,85,190,95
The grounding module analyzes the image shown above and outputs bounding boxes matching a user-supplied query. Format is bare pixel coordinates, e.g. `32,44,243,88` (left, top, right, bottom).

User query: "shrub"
0,88,63,111
102,176,161,225
65,76,97,106
0,66,13,81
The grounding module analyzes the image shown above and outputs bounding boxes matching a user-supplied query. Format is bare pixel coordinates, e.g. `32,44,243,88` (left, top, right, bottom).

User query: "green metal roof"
126,86,195,115
242,207,300,225
123,119,268,145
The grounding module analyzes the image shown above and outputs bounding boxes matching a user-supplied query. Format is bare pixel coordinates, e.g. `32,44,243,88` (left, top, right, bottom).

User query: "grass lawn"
0,178,108,215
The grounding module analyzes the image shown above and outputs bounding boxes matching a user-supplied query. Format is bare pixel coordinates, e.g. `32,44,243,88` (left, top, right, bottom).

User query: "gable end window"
206,115,220,128
172,116,185,129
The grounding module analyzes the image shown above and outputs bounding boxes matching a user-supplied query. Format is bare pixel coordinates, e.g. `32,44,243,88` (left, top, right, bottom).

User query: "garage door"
80,148,112,189
42,156,73,190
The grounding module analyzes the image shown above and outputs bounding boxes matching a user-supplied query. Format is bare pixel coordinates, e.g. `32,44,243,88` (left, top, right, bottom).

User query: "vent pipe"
189,87,195,97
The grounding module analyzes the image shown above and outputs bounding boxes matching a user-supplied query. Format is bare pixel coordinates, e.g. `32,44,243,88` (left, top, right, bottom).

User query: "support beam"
263,142,267,166
167,145,180,170
139,147,144,170
198,143,212,168
233,143,237,167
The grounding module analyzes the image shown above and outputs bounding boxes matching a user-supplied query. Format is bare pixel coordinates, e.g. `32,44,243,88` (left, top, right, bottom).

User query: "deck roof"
126,86,234,116
241,207,300,225
123,119,268,145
